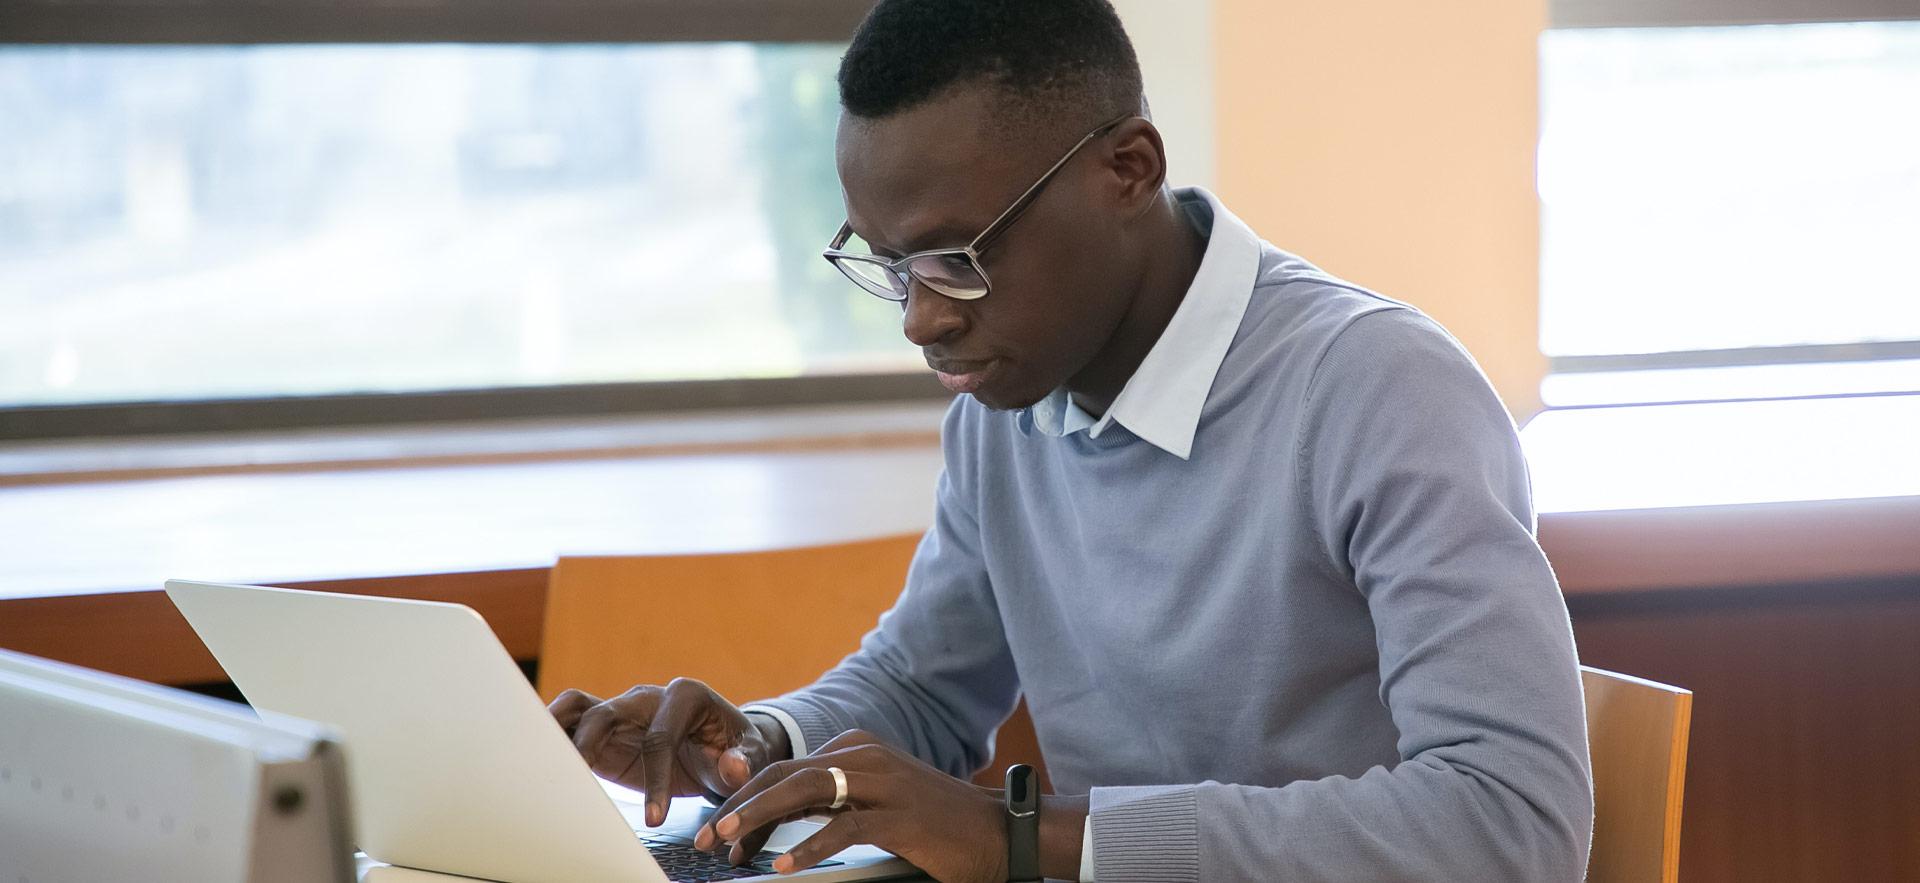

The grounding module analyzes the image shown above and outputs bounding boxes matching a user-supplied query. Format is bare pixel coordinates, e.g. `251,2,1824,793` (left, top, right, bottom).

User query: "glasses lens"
831,257,907,301
908,252,989,300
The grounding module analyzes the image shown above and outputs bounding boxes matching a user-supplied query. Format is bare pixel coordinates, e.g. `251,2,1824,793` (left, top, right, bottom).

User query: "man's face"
835,86,1139,411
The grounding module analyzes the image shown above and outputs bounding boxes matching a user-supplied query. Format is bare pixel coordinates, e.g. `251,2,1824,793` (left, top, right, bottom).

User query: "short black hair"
837,0,1144,125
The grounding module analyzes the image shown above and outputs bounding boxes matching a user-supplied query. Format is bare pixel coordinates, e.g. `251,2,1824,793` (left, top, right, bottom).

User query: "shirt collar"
1027,187,1263,460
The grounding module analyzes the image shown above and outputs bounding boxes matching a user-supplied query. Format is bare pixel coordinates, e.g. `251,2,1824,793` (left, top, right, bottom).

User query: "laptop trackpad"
756,817,900,864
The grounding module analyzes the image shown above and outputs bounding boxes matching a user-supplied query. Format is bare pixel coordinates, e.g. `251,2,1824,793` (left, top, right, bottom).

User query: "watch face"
1006,762,1036,806
1010,772,1032,803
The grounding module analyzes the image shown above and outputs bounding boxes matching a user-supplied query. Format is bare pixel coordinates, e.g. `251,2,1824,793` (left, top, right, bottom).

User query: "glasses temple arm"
968,116,1130,255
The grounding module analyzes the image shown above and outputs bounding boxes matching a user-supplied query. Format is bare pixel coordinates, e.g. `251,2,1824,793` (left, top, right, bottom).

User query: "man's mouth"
930,358,998,395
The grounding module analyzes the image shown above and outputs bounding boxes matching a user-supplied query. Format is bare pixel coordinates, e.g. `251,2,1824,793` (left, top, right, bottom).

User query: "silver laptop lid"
164,579,661,883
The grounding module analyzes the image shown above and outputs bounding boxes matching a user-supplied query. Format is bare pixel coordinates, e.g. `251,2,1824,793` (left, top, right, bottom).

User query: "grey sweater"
759,199,1594,881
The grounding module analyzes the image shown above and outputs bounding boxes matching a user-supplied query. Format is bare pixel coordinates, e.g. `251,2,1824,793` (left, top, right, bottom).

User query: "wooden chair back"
538,533,1047,789
1582,665,1694,883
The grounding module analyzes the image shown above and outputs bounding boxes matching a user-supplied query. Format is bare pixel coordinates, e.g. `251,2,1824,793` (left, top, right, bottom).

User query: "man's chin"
967,385,1049,412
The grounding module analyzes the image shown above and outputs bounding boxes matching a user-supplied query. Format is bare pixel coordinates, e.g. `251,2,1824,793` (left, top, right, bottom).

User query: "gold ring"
827,766,849,810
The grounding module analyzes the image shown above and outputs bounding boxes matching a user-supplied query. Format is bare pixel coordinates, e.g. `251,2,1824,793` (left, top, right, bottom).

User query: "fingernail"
693,827,712,850
715,814,739,838
774,855,794,874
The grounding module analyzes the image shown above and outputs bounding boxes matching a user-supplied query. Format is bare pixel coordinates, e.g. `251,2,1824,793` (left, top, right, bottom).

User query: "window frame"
0,0,877,44
1541,0,1920,397
1551,0,1920,30
0,0,954,441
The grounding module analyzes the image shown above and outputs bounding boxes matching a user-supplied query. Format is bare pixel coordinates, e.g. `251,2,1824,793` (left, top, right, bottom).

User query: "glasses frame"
822,114,1137,303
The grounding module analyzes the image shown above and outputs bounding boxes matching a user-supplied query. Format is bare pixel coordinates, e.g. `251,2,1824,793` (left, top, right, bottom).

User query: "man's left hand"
693,729,1008,883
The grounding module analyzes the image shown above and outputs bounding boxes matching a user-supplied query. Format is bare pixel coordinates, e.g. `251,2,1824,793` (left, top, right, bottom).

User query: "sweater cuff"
740,706,809,760
1088,785,1200,882
739,697,846,758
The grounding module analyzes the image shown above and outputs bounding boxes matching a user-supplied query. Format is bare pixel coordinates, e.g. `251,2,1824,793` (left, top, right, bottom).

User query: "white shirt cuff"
1080,815,1095,881
740,705,808,759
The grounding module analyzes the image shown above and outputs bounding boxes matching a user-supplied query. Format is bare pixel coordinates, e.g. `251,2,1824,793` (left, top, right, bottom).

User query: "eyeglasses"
822,114,1135,303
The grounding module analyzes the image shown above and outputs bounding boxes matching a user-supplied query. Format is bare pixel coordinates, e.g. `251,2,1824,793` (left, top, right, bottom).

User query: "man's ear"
1103,118,1170,217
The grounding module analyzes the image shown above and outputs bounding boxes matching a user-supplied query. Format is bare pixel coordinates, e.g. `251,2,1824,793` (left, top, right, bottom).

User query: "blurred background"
2,1,1916,880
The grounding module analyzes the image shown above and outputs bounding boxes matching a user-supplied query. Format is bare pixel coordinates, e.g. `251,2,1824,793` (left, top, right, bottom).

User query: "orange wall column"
1213,0,1549,418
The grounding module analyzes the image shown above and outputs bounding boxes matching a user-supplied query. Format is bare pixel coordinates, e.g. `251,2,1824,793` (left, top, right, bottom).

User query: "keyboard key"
644,839,778,881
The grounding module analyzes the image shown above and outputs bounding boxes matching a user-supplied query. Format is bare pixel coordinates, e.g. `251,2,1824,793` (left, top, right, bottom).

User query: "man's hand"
547,678,791,826
692,730,1009,883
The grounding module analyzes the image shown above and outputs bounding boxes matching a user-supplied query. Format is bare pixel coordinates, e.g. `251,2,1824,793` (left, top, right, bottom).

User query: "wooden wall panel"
1568,579,1920,882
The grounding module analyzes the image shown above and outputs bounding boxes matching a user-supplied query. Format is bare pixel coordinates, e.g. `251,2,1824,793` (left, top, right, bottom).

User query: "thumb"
718,746,754,789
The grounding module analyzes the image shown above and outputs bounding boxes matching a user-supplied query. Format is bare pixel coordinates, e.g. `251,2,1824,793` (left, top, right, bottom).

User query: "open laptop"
164,579,918,883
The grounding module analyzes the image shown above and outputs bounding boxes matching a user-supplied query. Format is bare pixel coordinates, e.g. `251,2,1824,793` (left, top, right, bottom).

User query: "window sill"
1523,392,1920,592
0,399,951,486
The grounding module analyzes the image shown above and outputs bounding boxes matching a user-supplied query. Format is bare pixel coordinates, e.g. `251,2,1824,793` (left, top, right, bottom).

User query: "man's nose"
901,281,967,347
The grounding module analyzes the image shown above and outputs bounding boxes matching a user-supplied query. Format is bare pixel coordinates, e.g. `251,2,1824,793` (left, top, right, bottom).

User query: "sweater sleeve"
748,402,1019,778
1088,307,1594,882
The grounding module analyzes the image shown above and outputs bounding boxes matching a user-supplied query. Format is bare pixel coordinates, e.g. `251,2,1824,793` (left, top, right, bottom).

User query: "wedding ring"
827,766,849,810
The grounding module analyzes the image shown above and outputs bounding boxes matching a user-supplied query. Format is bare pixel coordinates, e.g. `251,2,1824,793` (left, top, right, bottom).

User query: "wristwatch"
1005,764,1041,882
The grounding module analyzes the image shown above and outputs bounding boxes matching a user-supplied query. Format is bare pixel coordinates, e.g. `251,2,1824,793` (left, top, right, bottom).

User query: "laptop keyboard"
639,832,842,882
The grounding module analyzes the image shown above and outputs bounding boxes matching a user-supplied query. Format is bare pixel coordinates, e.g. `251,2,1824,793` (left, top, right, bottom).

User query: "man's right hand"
547,678,792,827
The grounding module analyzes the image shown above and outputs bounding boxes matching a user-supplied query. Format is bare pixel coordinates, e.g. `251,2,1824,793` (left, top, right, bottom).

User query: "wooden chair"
1582,665,1694,883
537,533,1048,790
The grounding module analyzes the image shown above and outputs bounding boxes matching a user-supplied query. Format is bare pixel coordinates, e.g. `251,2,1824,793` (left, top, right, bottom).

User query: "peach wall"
1213,0,1549,418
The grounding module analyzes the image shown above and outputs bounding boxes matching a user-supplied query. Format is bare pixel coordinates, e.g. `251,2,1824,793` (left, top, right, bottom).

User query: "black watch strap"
1005,764,1042,882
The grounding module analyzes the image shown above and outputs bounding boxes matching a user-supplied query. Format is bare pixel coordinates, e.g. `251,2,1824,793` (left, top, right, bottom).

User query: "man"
548,1,1595,880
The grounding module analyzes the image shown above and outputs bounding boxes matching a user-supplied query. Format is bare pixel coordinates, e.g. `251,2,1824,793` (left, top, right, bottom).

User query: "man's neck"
1067,192,1208,419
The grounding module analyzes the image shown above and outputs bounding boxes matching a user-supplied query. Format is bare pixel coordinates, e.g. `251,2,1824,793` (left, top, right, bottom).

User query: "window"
1,43,913,407
1538,7,1920,406
0,0,934,437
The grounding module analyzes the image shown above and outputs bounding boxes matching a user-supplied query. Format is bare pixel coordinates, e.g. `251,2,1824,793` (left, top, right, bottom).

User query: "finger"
639,680,710,826
677,736,728,791
547,689,601,736
638,730,677,826
728,807,813,867
714,766,842,843
591,726,650,788
575,690,665,789
696,757,792,851
702,741,883,848
717,714,794,792
772,812,879,874
718,746,754,790
648,679,745,752
570,701,620,764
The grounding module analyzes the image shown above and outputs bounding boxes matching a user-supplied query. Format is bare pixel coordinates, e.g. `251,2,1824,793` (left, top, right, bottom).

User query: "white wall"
1111,0,1217,190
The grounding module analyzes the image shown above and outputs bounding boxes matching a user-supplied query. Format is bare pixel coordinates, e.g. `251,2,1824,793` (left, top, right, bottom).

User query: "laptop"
164,579,918,883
